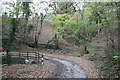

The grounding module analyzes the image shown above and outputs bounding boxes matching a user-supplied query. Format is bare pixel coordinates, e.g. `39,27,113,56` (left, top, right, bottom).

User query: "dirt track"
38,50,101,78
44,56,86,78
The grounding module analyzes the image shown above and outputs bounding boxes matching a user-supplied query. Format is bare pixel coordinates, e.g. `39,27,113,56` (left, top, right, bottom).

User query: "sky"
0,0,119,16
0,0,82,16
0,0,47,16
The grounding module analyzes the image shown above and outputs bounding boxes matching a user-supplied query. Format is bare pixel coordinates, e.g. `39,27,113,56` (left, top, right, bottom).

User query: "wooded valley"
1,0,120,78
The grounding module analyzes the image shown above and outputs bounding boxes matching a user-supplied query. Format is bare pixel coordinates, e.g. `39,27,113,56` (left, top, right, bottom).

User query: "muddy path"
24,53,87,78
44,56,86,78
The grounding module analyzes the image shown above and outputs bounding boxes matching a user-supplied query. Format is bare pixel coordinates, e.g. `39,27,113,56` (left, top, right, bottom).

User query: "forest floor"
2,60,56,78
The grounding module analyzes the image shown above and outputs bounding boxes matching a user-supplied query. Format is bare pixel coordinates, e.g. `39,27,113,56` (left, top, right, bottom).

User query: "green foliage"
51,13,91,46
22,2,32,20
50,2,118,48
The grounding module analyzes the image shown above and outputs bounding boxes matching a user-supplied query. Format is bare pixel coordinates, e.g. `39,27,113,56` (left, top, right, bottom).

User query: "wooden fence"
7,51,43,63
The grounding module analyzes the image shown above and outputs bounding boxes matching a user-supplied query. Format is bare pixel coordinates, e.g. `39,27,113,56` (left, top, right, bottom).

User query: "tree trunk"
6,18,17,65
115,2,120,78
35,35,38,46
35,14,46,46
117,2,120,52
6,50,11,65
54,34,59,49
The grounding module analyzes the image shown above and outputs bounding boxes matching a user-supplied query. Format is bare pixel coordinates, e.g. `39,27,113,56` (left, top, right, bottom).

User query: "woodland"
1,0,120,78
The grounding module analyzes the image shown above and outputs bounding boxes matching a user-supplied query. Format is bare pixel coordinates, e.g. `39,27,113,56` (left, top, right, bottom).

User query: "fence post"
27,52,29,60
35,52,37,59
19,52,21,63
19,52,21,58
41,54,44,65
38,53,39,63
35,52,37,62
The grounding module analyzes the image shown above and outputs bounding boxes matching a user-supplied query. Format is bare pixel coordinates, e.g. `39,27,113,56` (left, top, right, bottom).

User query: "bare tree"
31,1,50,46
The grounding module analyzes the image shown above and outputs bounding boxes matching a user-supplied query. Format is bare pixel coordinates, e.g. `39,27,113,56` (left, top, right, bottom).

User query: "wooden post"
38,53,39,63
35,52,37,63
19,52,21,63
19,52,21,58
27,52,29,60
41,54,44,65
35,52,37,59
